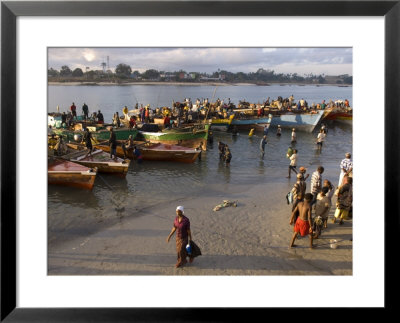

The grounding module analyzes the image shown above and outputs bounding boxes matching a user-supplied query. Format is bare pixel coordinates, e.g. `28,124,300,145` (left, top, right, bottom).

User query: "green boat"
135,123,210,150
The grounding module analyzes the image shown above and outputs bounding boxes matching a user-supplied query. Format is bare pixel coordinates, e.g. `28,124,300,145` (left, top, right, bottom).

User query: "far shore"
48,81,352,87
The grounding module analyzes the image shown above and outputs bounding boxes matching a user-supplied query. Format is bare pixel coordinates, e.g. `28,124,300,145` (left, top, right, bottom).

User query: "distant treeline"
48,65,353,85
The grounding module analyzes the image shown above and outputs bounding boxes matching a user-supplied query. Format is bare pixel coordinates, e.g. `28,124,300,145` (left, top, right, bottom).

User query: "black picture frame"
1,1,398,321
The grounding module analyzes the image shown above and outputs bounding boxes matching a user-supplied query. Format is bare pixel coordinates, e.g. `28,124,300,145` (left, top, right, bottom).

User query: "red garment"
294,217,311,237
164,116,171,126
70,104,76,112
173,215,190,239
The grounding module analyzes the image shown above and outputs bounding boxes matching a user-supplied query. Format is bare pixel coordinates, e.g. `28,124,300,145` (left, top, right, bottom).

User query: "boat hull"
334,116,352,125
95,142,200,163
53,127,138,143
269,110,324,132
230,116,272,130
136,125,209,150
69,150,130,177
48,160,97,190
323,110,352,125
210,115,234,132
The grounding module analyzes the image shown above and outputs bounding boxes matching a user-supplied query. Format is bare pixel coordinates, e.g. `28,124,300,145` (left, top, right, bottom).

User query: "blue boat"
230,109,323,132
229,114,272,130
269,110,324,132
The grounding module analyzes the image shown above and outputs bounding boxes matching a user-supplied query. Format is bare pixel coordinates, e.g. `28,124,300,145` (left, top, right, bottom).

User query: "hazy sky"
48,47,352,76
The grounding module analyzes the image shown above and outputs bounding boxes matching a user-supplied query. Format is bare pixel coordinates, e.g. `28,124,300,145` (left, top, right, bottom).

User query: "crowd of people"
57,95,350,133
289,151,353,249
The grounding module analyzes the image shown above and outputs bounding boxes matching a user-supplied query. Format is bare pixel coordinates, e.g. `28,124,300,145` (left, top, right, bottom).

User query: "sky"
48,47,352,76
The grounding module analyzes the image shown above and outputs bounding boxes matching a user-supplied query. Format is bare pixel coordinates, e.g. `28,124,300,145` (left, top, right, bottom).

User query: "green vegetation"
48,65,353,85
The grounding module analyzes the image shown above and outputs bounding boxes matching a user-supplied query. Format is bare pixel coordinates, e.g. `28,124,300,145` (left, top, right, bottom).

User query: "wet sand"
48,181,352,276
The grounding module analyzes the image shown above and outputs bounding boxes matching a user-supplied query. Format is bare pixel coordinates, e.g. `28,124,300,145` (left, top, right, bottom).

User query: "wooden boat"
61,147,130,177
229,114,272,130
135,123,209,150
48,158,97,190
268,109,324,132
94,141,201,163
210,115,234,132
232,107,323,132
322,107,352,125
52,125,138,143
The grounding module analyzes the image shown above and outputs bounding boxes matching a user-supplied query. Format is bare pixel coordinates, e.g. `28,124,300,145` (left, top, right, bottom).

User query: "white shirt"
317,132,326,143
290,153,297,166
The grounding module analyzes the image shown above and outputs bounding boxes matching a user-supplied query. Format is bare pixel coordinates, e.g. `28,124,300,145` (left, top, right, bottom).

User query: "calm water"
48,84,352,246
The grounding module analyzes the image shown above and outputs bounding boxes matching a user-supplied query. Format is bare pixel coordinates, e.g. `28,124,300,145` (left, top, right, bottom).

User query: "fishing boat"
94,141,201,163
210,115,235,132
135,123,209,150
63,149,130,177
268,110,324,132
48,158,97,190
231,107,323,132
230,114,272,130
52,125,138,143
322,107,352,125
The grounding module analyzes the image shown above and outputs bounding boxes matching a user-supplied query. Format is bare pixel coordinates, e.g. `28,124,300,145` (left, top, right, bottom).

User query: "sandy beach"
48,180,352,276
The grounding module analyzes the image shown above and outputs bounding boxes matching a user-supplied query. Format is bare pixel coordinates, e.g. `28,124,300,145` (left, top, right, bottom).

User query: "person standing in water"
287,149,298,178
291,128,297,143
218,141,226,161
260,135,268,158
224,145,232,166
316,128,326,152
276,125,282,137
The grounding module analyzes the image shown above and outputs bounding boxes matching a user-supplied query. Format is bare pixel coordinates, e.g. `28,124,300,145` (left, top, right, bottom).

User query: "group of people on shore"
288,152,353,249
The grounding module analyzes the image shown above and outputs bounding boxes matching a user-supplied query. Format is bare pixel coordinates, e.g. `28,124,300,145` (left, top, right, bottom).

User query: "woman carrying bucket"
166,206,193,268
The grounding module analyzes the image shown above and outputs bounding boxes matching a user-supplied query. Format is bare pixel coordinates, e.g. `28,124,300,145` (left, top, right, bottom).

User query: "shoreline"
48,179,353,276
48,81,352,87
